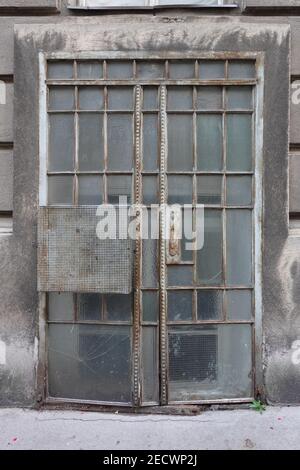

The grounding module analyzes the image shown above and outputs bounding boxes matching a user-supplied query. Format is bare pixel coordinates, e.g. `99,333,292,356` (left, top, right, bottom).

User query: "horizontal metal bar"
46,80,257,86
46,397,132,407
166,286,254,290
46,52,260,61
168,398,254,405
167,320,254,325
47,321,133,325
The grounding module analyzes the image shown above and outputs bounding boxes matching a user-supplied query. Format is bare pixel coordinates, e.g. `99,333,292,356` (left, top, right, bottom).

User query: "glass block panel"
143,87,158,110
169,60,195,79
48,61,73,79
107,175,132,204
137,61,165,79
49,114,75,172
197,175,223,205
48,324,132,402
142,291,159,323
107,114,133,171
227,86,253,110
78,87,104,110
226,210,252,286
197,290,223,321
143,176,158,205
168,114,193,171
142,327,159,403
226,290,252,321
77,61,103,79
168,291,193,322
142,239,158,288
107,61,133,79
48,175,73,205
78,175,103,205
226,114,252,172
197,114,223,171
48,293,74,322
228,61,256,79
49,87,74,110
78,114,104,171
200,61,225,80
167,86,193,110
106,294,132,322
168,175,193,204
143,114,159,171
168,266,194,287
78,294,101,321
197,86,222,110
226,176,252,206
168,324,252,401
108,87,133,110
197,209,222,285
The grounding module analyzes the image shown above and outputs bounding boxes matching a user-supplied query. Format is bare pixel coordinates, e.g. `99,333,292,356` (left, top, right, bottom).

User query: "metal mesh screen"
38,207,133,293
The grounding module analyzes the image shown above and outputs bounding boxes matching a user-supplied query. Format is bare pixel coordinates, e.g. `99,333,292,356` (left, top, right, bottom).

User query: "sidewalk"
0,407,299,450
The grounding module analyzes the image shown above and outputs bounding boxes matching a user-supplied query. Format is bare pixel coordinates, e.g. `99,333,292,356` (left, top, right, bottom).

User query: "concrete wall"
0,0,300,407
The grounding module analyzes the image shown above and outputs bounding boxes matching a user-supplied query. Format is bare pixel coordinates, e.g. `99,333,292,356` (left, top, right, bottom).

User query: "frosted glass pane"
200,61,225,79
197,114,223,171
168,291,193,321
227,87,253,110
227,290,252,321
48,61,73,79
143,114,158,171
169,60,195,79
168,175,193,204
228,61,256,79
143,87,158,110
79,114,104,171
197,86,222,110
78,294,101,321
78,176,103,205
107,114,133,171
197,290,222,320
49,87,74,110
167,86,193,110
106,294,132,322
143,176,158,205
226,114,252,172
226,176,252,206
48,176,73,205
197,175,222,205
137,61,164,79
142,327,159,403
142,239,158,288
77,61,102,79
48,293,74,322
79,87,104,110
143,291,159,323
107,61,133,79
107,175,132,204
108,87,133,110
49,114,74,172
197,210,222,285
168,266,194,287
226,210,252,286
168,114,193,171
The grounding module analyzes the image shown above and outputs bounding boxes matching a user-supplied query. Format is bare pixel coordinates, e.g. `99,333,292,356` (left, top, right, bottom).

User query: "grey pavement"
0,407,299,450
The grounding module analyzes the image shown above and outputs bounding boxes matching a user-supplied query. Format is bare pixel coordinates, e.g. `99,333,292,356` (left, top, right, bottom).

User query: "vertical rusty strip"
133,85,142,407
159,85,168,405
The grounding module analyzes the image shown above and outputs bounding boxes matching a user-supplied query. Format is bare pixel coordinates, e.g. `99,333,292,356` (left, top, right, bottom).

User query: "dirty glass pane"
106,294,132,322
143,114,158,171
142,327,159,403
168,324,252,401
226,176,252,206
142,291,159,323
48,61,73,79
168,291,193,322
48,324,132,402
107,175,132,204
142,239,158,288
199,61,225,80
48,175,73,205
137,61,165,79
143,176,158,205
167,266,194,287
107,61,133,79
169,61,195,79
197,115,223,171
108,87,133,110
107,114,133,171
226,210,252,286
167,86,193,110
168,114,193,171
168,175,193,204
197,175,223,205
49,87,74,110
49,114,74,172
181,207,193,262
197,290,223,321
78,294,101,321
228,61,256,79
196,210,222,285
78,114,104,171
143,87,158,110
226,86,253,110
226,290,252,321
78,175,103,205
77,61,103,79
197,86,222,110
48,293,74,322
78,87,104,110
226,114,252,172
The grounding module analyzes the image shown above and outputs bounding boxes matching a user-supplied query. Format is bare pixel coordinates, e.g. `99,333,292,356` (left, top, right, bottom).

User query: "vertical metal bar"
159,85,168,405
